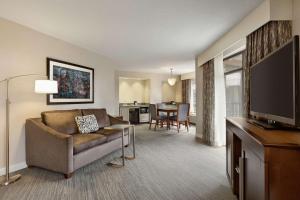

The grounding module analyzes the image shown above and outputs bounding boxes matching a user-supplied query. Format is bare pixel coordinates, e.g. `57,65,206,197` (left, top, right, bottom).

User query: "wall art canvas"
47,58,94,104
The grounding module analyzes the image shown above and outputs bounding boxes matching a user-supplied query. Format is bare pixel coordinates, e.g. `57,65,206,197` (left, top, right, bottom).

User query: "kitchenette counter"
119,103,150,124
119,103,149,108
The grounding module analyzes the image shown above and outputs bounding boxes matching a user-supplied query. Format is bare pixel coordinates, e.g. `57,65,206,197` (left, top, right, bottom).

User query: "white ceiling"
0,0,263,74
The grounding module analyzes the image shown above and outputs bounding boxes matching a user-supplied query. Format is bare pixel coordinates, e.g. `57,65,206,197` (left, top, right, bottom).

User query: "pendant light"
167,68,177,86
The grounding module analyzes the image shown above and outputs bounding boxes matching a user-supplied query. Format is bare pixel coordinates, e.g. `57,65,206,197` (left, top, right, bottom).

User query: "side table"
105,124,135,167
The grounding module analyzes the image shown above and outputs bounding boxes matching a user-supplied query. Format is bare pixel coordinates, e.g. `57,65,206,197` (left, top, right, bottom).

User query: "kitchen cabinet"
119,104,149,124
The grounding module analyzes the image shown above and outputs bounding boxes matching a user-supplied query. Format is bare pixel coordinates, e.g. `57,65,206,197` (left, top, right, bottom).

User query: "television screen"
250,39,295,123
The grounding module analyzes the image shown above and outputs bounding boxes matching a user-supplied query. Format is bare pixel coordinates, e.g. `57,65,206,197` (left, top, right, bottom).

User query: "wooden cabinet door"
242,144,265,200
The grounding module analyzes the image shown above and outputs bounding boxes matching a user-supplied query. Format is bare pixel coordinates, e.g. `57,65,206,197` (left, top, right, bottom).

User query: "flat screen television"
250,35,300,128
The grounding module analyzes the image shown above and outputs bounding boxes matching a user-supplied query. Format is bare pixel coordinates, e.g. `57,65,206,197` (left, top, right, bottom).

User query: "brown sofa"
25,108,129,178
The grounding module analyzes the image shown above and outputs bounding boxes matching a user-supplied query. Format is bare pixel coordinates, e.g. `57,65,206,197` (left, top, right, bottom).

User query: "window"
224,52,243,117
190,79,196,115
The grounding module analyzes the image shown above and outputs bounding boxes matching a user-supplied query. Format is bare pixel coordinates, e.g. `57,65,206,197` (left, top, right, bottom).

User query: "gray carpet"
0,125,236,200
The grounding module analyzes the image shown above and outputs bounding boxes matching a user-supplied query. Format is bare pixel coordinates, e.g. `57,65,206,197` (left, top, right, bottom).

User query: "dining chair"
157,103,168,125
149,104,167,131
170,103,190,133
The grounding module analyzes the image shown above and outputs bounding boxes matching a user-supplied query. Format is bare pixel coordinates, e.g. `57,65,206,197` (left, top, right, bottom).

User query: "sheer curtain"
196,66,203,139
214,54,226,146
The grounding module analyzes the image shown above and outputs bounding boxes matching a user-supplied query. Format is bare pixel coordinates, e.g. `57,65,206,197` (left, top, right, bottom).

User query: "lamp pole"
0,74,54,186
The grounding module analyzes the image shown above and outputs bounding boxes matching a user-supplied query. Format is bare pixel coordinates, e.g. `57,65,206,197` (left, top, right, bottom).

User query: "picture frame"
47,58,94,105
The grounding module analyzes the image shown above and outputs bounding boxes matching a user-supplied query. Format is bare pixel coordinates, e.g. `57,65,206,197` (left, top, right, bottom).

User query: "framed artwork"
47,58,94,105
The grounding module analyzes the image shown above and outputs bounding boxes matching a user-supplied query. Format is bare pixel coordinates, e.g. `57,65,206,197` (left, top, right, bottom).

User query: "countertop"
119,104,149,108
227,117,300,148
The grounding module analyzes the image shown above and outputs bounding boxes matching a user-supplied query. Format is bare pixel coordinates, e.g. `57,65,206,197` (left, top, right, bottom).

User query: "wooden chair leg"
149,119,151,129
177,122,179,133
64,173,73,179
186,121,189,132
155,120,158,131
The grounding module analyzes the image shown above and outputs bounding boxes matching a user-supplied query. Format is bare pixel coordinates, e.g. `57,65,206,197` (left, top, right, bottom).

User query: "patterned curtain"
202,60,215,145
182,79,191,103
243,20,292,117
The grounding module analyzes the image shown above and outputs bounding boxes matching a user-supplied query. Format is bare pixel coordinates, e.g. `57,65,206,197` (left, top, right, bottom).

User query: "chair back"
149,104,158,120
177,103,190,121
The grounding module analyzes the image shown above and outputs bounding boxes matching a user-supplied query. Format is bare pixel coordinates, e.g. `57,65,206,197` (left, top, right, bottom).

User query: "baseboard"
0,162,27,176
195,136,203,143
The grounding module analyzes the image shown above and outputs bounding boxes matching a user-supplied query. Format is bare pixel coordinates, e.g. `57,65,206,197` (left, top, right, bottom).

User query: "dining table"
157,105,177,130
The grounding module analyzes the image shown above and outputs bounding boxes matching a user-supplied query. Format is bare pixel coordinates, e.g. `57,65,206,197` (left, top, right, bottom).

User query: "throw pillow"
75,115,99,134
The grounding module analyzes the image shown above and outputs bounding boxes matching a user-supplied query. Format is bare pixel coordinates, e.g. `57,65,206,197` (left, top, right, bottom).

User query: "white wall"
161,80,182,102
293,0,300,35
174,79,182,102
144,79,151,103
197,0,295,66
181,72,195,80
269,0,293,20
197,1,270,66
119,78,150,103
0,18,118,174
116,71,182,104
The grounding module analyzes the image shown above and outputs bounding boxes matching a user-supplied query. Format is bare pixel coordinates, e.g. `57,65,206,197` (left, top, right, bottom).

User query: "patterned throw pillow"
75,115,99,134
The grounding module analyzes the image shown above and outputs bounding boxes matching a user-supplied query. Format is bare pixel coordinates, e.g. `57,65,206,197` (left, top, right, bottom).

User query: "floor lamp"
0,74,57,186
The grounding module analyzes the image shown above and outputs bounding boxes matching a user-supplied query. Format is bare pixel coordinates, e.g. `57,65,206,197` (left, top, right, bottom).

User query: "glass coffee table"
105,124,135,167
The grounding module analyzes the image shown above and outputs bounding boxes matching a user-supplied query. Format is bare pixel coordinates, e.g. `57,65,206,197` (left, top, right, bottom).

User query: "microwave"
140,107,149,114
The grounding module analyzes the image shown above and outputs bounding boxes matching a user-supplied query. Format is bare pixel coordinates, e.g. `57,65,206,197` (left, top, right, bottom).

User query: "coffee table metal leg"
125,126,136,160
107,128,125,168
128,127,130,145
167,112,170,130
121,129,125,166
133,126,135,158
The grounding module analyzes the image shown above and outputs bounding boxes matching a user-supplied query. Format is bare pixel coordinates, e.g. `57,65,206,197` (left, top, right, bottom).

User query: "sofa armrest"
25,118,73,174
108,115,129,125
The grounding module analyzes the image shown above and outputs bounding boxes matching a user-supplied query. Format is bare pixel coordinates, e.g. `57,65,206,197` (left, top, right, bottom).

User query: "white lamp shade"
35,80,58,94
167,78,177,86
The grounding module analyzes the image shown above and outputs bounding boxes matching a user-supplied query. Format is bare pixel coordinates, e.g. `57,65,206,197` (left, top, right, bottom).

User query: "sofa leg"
64,173,73,179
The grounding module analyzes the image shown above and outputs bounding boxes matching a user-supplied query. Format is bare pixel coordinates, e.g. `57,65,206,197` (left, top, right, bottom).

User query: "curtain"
195,66,204,139
243,20,292,117
182,79,191,103
214,54,226,146
202,60,215,145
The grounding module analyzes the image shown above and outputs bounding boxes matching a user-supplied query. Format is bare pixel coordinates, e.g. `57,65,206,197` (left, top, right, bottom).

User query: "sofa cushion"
82,109,110,128
96,128,126,142
42,109,82,135
75,115,99,134
73,134,107,154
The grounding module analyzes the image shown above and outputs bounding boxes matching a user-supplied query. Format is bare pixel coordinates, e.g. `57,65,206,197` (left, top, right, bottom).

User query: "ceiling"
0,0,263,74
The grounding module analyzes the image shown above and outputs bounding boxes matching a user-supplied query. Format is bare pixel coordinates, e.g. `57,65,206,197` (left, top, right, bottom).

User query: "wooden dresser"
226,117,300,200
